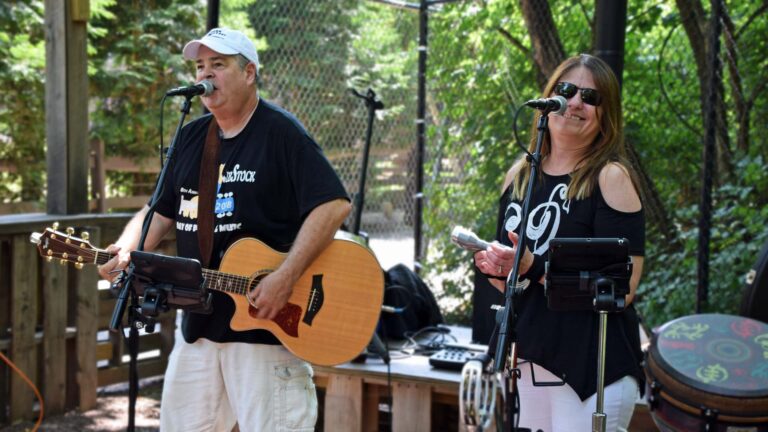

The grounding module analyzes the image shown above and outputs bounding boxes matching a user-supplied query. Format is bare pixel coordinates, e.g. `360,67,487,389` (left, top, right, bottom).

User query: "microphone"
524,95,567,115
165,80,214,97
451,226,492,252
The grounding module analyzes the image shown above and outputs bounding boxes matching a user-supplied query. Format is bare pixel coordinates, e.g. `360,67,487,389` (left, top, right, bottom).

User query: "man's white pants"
515,361,638,432
160,336,317,432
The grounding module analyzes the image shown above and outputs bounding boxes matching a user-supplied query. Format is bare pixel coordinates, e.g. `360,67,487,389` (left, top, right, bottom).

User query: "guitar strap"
197,116,220,268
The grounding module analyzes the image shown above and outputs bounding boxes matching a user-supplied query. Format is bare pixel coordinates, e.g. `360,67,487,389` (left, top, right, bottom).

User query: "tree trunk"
518,0,566,87
675,0,733,178
722,7,750,153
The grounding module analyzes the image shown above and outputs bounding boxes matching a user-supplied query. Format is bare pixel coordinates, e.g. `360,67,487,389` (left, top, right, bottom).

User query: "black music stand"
129,251,211,319
545,238,632,432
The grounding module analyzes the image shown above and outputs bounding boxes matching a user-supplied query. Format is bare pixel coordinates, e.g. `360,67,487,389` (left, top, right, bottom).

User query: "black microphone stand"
492,107,554,431
348,88,391,365
108,95,196,432
349,88,384,236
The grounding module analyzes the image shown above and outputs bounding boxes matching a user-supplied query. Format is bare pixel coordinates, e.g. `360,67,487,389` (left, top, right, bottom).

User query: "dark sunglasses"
554,82,602,106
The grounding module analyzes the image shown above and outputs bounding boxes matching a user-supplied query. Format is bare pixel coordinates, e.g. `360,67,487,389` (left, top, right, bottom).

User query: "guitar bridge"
303,274,324,326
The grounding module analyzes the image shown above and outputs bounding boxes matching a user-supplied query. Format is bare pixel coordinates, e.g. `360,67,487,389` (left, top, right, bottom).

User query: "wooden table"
312,326,657,432
314,352,463,432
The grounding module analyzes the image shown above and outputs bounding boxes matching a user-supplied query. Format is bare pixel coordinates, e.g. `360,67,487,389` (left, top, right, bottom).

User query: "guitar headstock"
30,222,98,269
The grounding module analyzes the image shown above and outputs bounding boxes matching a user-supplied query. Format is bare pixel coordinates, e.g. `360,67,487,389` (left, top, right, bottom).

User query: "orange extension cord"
0,351,44,431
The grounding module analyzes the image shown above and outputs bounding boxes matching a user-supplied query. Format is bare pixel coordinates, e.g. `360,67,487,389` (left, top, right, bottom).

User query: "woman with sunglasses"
474,54,645,431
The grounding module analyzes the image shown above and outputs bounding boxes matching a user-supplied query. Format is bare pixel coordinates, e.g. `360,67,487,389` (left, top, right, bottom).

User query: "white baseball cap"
183,28,259,66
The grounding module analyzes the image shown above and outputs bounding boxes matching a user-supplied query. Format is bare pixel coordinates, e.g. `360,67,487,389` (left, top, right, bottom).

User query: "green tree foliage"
88,0,204,160
423,0,768,328
0,0,46,201
1,1,765,330
626,2,768,326
0,0,205,203
424,1,595,323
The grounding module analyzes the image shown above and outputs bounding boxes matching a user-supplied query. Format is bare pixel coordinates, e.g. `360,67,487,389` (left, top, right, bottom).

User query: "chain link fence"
246,1,420,268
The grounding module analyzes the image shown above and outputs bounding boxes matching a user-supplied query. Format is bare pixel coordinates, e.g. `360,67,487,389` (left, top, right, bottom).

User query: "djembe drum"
645,314,768,431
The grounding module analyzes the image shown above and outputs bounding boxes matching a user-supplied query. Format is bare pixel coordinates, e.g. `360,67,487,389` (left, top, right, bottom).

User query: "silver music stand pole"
592,309,608,432
591,276,623,432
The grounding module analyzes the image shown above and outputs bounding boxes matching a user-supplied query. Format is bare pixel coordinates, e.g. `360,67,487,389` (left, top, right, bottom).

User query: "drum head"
652,314,768,398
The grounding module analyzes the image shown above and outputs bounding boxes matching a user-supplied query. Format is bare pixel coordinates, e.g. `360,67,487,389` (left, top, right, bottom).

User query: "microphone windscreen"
552,95,567,115
199,80,214,96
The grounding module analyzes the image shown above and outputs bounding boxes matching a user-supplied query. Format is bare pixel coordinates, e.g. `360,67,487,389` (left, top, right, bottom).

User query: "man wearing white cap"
98,27,350,431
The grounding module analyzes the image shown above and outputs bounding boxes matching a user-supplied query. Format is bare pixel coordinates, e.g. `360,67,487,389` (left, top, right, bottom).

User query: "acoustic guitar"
30,225,384,366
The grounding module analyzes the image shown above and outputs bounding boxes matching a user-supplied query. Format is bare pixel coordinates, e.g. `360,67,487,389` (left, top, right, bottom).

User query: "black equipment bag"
377,264,444,340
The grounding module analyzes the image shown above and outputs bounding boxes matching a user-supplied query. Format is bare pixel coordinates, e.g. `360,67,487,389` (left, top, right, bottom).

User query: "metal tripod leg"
592,310,608,432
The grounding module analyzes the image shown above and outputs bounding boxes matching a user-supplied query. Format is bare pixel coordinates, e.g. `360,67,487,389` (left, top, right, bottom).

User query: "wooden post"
42,262,68,413
90,139,106,213
0,239,9,424
392,382,431,432
45,0,90,214
9,235,40,422
324,375,364,432
74,226,99,410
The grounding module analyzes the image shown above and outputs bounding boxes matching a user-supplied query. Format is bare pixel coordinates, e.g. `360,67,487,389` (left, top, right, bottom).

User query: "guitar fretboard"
94,250,112,266
100,251,252,296
202,269,251,296
37,229,261,298
68,246,253,296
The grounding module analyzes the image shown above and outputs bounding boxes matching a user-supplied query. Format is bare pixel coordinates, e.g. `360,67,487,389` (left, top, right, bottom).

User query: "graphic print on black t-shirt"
175,163,252,235
503,181,570,257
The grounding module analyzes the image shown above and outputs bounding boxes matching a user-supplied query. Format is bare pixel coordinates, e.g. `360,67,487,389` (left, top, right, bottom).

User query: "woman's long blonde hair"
510,54,637,201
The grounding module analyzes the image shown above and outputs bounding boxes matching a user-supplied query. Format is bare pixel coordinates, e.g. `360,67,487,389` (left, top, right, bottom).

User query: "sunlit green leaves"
423,0,767,327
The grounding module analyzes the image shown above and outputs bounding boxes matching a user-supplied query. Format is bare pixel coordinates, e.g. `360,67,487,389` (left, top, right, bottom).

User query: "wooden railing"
0,213,176,426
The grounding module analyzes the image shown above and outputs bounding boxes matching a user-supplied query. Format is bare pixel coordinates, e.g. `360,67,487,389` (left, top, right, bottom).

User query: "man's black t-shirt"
154,99,349,344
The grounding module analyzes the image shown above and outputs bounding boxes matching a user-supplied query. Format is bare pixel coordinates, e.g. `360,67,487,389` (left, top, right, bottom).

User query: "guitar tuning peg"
66,227,75,235
81,231,90,241
59,259,67,265
52,222,60,230
74,262,84,270
46,256,53,263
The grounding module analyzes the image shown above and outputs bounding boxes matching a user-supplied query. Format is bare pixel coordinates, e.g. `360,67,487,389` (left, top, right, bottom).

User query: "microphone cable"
0,350,44,431
377,321,394,432
512,103,535,160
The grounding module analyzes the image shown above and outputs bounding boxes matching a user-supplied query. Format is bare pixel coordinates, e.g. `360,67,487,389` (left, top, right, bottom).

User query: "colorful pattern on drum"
655,313,768,397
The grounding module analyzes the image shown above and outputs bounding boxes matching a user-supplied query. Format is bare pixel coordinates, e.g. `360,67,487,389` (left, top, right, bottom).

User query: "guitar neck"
94,249,114,266
201,269,250,297
33,227,252,298
94,251,250,296
92,249,250,297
